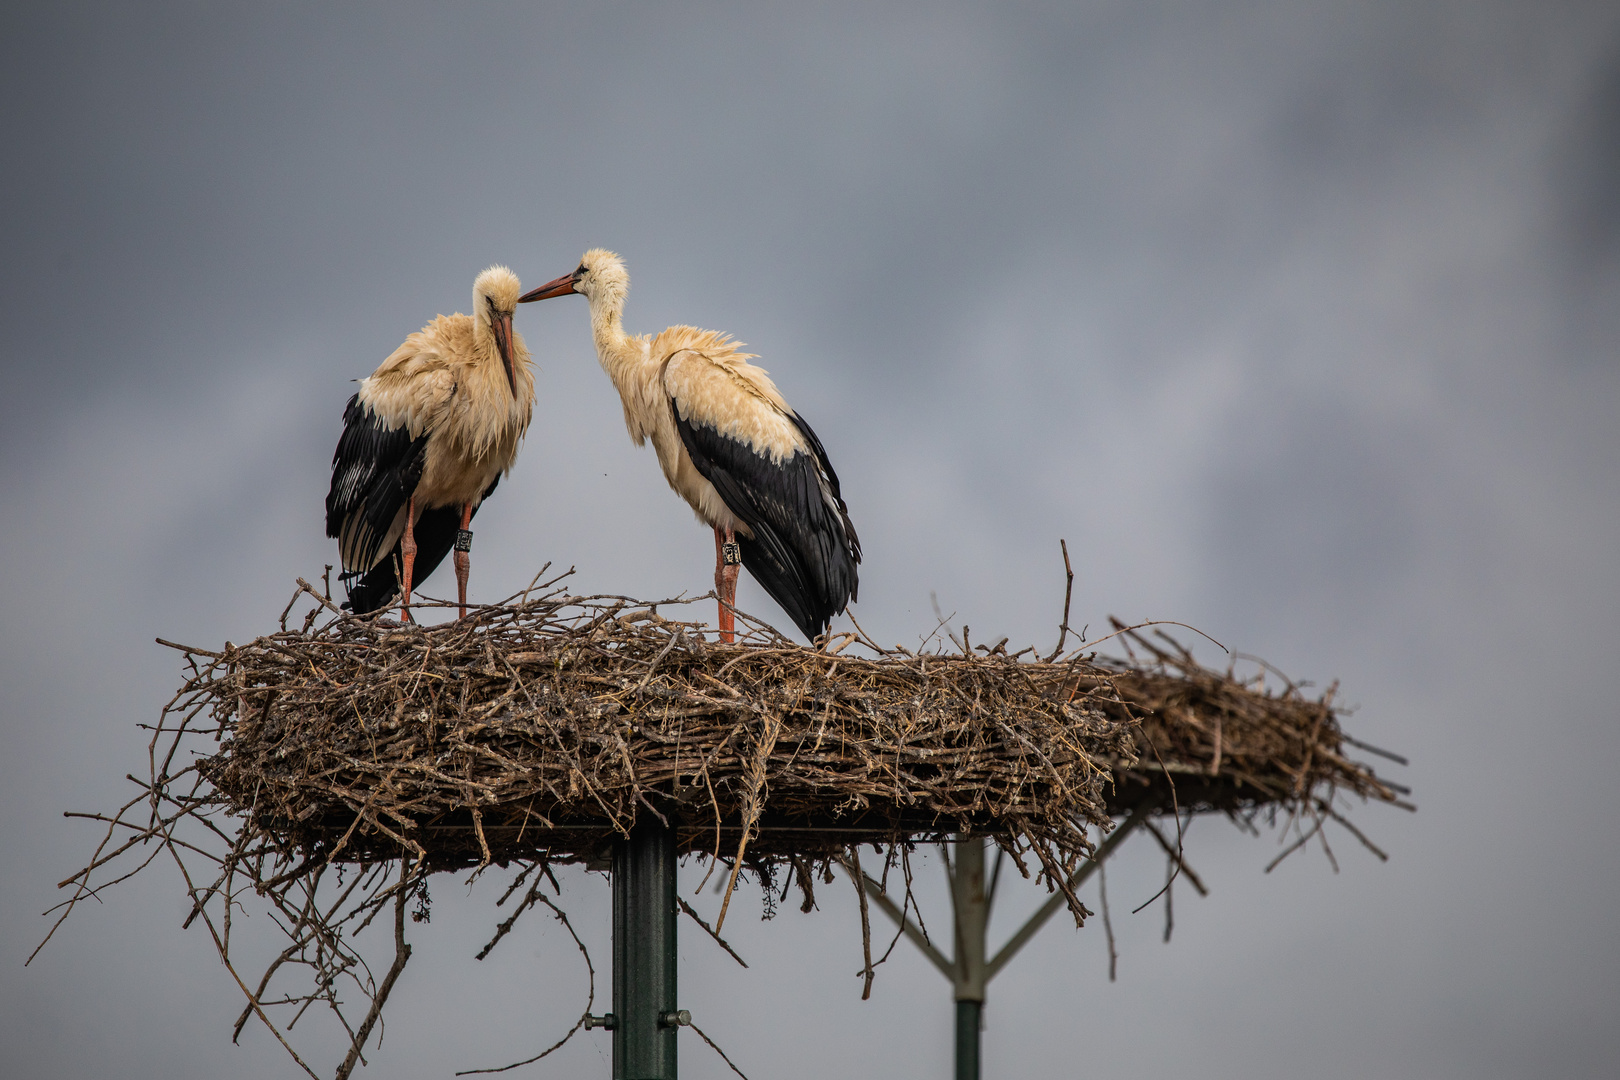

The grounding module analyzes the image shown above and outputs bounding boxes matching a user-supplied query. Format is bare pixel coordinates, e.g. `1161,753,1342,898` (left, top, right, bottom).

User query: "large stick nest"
42,573,1409,1080
201,576,1398,878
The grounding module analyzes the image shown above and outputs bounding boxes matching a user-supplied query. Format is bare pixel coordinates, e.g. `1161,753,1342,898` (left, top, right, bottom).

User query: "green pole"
955,999,982,1080
952,836,987,1080
612,815,678,1080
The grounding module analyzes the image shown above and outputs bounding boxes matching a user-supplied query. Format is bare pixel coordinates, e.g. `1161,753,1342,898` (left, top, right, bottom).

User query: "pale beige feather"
573,252,809,536
345,266,535,567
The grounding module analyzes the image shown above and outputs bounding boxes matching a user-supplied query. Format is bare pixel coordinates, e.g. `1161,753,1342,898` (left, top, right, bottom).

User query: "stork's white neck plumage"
583,276,676,451
470,317,501,372
587,282,649,387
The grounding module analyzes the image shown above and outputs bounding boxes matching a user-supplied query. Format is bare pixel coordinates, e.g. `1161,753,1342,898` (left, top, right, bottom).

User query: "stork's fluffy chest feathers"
359,312,535,509
600,326,802,534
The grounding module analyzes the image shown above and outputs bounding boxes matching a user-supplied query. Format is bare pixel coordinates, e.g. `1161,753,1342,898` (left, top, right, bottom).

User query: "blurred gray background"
3,2,1617,1077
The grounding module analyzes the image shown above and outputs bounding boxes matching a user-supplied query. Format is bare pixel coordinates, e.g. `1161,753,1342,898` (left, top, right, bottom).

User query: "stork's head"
474,264,522,395
519,248,628,310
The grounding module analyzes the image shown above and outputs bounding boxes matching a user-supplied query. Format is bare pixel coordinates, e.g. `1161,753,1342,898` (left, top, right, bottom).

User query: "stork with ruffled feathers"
520,249,860,644
326,265,535,620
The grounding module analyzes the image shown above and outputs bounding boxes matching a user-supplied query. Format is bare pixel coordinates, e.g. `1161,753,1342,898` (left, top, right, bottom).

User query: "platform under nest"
45,572,1408,1080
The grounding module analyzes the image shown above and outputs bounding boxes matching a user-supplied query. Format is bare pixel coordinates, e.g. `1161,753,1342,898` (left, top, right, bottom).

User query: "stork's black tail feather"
339,476,500,617
736,531,855,641
340,506,462,615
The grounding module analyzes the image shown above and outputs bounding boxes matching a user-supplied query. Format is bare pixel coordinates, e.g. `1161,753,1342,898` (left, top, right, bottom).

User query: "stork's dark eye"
574,264,588,278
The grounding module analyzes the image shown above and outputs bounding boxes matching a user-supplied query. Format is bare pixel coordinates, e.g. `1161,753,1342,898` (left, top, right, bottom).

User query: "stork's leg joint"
454,503,475,619
714,525,740,644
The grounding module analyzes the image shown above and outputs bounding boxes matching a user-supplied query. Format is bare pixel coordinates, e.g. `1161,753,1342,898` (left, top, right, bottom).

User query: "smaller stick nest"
200,578,1401,888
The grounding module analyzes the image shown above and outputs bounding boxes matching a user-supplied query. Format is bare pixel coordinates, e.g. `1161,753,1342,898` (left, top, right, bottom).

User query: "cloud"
4,3,1619,1077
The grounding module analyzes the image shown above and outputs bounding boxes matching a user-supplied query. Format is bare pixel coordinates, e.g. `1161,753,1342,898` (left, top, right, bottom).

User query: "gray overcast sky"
3,2,1618,1077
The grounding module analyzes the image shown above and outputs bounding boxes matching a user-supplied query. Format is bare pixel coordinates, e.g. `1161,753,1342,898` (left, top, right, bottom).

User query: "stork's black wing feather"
341,476,499,615
784,410,862,600
673,402,860,641
326,393,430,575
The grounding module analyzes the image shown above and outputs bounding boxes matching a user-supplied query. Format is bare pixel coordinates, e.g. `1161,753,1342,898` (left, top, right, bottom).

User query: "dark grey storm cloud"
3,2,1618,1077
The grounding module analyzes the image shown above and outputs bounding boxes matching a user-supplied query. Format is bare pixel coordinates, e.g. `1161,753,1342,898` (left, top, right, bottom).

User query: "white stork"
520,249,860,643
326,265,535,620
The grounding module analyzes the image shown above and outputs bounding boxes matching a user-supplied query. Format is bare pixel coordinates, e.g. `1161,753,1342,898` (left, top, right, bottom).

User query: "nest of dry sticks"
41,569,1408,1080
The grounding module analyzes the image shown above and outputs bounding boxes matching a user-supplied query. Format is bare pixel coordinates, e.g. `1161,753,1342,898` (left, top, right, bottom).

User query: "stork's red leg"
714,524,740,644
454,501,474,619
399,496,418,623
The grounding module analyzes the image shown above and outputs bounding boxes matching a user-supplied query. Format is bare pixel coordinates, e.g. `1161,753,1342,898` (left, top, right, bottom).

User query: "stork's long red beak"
518,274,578,303
494,312,517,395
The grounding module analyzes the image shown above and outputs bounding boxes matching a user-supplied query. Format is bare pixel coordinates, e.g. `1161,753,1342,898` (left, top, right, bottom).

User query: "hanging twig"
1098,853,1118,982
678,896,749,968
850,847,876,999
1141,817,1207,896
1162,853,1175,943
475,867,548,961
1130,733,1186,915
455,891,594,1075
335,859,415,1080
689,1020,753,1080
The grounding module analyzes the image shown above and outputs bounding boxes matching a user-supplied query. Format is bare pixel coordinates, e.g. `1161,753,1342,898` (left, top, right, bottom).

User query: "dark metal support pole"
951,836,987,1080
857,818,1148,1080
955,1000,982,1080
613,816,678,1080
